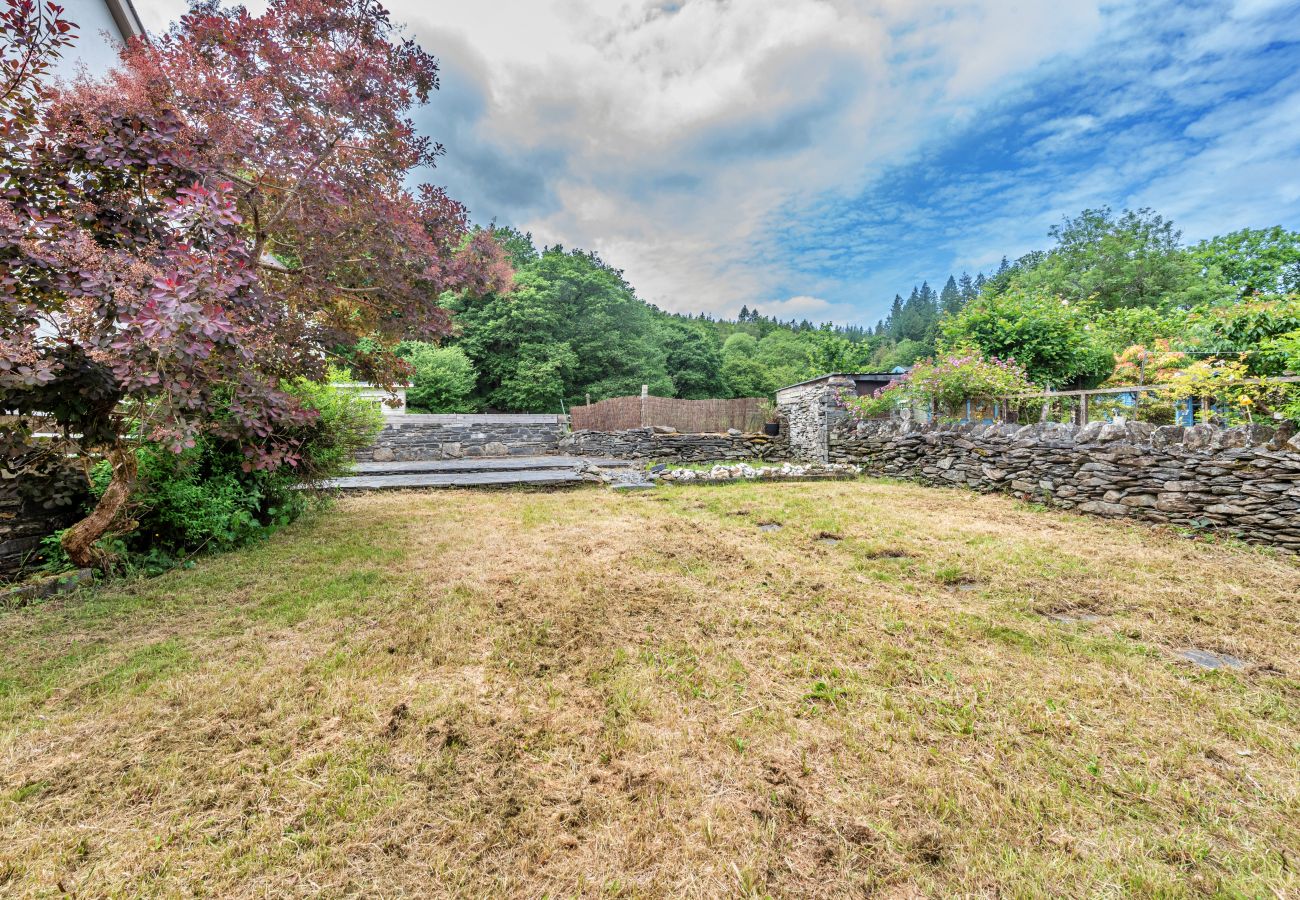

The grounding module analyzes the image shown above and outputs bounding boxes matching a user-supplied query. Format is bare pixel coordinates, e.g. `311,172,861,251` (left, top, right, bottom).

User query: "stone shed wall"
357,414,568,462
775,376,853,462
559,428,789,462
830,419,1300,551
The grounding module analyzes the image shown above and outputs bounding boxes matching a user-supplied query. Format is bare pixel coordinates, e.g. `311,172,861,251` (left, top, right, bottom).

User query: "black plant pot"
763,422,781,436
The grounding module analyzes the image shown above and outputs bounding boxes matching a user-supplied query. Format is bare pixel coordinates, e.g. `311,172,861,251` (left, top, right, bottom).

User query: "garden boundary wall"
829,418,1300,551
356,414,568,462
559,428,789,462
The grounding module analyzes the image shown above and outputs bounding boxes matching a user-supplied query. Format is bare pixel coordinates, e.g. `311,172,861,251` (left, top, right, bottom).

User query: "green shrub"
395,342,478,412
1259,327,1300,425
1158,358,1285,426
111,443,276,555
48,381,382,576
940,289,1115,388
1185,297,1300,375
282,377,386,482
837,351,1037,423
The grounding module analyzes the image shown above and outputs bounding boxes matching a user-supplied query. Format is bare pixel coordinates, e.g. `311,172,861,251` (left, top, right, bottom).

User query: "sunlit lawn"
2,480,1297,897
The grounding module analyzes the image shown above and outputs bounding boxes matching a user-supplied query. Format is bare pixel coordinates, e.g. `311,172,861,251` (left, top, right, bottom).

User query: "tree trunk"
61,444,138,571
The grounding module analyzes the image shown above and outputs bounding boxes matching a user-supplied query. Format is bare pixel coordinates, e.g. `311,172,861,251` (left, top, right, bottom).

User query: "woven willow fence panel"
570,395,768,433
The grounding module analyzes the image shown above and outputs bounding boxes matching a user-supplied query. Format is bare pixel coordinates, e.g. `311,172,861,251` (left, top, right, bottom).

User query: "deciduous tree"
1191,227,1300,298
1008,208,1223,310
113,0,510,375
657,318,724,399
1,0,507,569
940,289,1114,388
450,247,670,411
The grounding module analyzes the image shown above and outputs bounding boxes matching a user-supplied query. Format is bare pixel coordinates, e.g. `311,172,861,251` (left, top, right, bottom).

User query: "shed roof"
776,372,903,392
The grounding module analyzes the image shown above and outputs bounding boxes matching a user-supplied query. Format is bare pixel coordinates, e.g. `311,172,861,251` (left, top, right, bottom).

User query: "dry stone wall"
830,418,1300,551
356,414,567,462
560,428,789,462
1,478,85,579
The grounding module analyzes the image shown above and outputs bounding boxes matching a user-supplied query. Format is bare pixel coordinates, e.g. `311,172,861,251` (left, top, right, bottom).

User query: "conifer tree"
884,294,904,338
958,272,977,304
940,275,963,315
918,281,938,315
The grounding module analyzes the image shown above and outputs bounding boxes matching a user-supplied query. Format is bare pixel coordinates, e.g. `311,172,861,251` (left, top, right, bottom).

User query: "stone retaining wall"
357,414,568,462
559,428,789,462
830,419,1300,551
1,478,85,580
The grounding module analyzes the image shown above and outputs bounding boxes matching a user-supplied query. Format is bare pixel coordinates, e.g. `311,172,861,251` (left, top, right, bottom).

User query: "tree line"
392,212,1300,413
391,230,1001,413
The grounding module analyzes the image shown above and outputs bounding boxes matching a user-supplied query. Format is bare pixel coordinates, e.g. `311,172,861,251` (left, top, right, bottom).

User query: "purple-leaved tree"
1,0,510,569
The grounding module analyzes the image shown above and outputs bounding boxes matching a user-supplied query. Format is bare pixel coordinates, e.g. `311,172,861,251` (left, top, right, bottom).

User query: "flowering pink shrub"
834,379,906,420
839,352,1037,421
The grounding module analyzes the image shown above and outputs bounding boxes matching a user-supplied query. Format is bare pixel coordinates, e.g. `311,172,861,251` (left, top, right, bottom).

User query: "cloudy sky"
134,0,1300,327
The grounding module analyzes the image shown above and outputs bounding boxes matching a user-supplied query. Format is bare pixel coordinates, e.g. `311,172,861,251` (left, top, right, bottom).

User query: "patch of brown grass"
1,480,1298,897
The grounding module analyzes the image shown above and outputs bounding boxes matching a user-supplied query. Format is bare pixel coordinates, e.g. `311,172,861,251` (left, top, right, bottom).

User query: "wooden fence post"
640,384,648,428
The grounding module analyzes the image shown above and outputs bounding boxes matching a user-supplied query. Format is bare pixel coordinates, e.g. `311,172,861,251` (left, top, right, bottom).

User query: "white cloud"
761,294,840,319
129,0,1300,325
391,0,1110,319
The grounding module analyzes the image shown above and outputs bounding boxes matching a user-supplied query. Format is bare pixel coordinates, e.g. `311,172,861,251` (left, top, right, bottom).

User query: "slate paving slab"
327,456,638,491
1176,648,1249,670
327,469,586,491
351,456,634,475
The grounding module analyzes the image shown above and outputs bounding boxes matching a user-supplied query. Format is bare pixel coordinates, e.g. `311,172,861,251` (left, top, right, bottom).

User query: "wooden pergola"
1005,376,1300,425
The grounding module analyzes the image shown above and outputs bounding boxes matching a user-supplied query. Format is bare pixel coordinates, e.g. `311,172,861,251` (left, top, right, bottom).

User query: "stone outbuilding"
775,372,903,461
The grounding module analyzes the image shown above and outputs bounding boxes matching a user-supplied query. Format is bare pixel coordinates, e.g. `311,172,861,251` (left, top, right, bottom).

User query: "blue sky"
765,0,1300,325
137,0,1300,327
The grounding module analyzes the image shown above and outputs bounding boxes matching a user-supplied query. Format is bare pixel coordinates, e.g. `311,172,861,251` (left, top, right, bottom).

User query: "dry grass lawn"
1,480,1298,898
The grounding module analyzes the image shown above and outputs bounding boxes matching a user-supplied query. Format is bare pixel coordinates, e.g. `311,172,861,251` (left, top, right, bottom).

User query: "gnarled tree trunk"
61,444,138,571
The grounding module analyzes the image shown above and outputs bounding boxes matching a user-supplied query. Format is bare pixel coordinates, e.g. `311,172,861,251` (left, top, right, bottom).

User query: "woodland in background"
391,212,1300,413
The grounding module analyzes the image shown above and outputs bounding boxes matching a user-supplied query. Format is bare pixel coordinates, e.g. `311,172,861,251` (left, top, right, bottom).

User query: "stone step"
326,468,589,491
350,456,636,476
387,414,565,425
